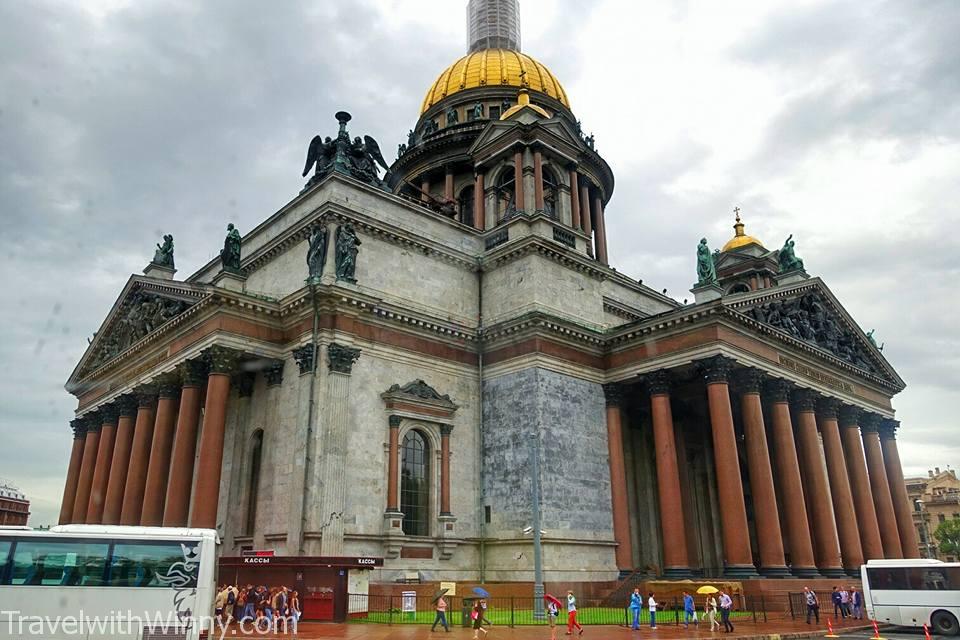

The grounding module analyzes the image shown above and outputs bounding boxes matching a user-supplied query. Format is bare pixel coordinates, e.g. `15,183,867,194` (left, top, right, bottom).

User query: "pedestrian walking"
472,599,488,638
647,592,657,629
804,587,820,624
682,591,697,628
719,590,734,633
831,586,844,620
289,590,301,632
705,594,719,632
566,590,584,636
242,584,256,622
840,588,850,618
629,588,642,630
431,595,450,632
851,587,863,620
547,599,560,640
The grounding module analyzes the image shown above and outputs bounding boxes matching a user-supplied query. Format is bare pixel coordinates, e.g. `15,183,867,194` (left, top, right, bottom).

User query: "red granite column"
736,370,789,576
862,414,903,558
420,177,430,202
593,195,608,265
140,375,181,526
71,415,101,523
879,420,921,558
474,172,485,231
514,150,525,212
102,396,137,525
444,166,454,202
533,149,545,211
647,371,691,577
163,360,207,526
569,170,581,230
839,406,884,560
701,357,757,577
765,380,818,576
59,420,87,524
604,384,633,572
580,185,594,256
86,406,119,523
440,424,453,516
191,346,240,529
120,387,157,525
386,416,401,512
817,398,864,575
792,389,845,577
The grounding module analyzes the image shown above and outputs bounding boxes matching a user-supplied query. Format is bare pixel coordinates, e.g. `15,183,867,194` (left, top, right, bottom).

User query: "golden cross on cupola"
734,206,741,222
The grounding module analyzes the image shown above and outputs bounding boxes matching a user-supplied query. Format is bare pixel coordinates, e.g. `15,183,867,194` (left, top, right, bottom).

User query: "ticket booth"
218,553,383,622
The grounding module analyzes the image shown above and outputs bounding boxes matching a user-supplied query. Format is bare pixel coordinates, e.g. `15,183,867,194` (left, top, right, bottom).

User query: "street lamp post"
530,434,545,619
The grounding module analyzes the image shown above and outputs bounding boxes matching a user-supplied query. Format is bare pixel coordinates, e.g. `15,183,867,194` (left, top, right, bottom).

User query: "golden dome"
721,210,765,252
420,49,570,115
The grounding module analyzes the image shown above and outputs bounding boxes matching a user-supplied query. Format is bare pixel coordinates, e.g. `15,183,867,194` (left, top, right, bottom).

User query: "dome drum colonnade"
600,354,920,578
393,48,613,265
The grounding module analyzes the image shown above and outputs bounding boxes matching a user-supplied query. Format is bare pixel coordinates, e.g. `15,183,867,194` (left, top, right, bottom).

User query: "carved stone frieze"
382,378,458,415
744,291,878,374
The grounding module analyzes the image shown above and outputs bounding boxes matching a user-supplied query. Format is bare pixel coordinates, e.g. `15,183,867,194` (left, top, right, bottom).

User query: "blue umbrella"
473,587,491,598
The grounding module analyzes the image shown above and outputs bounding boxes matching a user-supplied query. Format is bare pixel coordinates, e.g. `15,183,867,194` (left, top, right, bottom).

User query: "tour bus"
861,558,960,636
0,525,218,639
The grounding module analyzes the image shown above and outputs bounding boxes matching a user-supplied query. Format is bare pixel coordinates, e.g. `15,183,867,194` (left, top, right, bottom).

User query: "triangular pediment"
713,246,774,270
68,276,208,385
724,278,903,388
468,116,588,160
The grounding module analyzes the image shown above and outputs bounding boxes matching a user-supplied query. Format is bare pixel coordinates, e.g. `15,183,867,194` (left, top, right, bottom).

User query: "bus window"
108,542,197,588
866,567,910,590
0,540,10,583
8,540,109,586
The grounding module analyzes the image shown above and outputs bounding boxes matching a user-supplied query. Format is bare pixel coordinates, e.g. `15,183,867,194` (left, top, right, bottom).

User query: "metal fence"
346,594,769,627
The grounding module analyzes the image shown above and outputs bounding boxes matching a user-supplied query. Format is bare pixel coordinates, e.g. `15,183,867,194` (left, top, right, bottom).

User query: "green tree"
933,517,960,556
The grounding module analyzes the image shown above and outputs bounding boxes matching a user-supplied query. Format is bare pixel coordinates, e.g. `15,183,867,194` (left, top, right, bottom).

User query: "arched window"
542,167,559,218
496,168,517,223
459,185,475,227
400,430,430,536
728,283,750,294
245,430,264,535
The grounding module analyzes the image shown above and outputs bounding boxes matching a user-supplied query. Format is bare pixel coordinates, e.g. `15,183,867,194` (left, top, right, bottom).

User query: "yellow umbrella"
696,586,719,595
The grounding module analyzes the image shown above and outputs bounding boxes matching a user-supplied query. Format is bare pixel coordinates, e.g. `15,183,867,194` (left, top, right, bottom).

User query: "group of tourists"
214,583,301,631
627,588,735,633
803,585,863,624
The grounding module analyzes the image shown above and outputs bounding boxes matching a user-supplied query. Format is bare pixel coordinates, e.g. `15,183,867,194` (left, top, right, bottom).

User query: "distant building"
906,467,960,561
0,483,30,526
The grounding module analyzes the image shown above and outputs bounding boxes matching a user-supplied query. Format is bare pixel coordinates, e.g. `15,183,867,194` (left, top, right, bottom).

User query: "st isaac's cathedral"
58,0,919,604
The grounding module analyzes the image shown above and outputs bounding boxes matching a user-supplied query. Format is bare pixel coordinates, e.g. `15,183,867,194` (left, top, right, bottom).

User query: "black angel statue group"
301,111,390,191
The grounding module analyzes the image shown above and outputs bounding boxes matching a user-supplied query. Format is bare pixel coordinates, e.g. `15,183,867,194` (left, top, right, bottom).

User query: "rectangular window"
484,506,491,524
866,567,910,590
108,541,197,588
0,540,10,584
8,539,109,586
489,106,501,120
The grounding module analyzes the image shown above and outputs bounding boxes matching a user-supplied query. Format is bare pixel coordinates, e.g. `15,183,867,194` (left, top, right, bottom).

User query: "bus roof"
865,558,946,566
1,524,218,542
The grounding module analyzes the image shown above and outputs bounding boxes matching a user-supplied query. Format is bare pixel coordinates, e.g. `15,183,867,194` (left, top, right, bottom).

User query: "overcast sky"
1,0,957,527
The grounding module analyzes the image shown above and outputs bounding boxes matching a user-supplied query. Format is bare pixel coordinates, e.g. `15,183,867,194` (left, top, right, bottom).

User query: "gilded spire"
721,205,765,252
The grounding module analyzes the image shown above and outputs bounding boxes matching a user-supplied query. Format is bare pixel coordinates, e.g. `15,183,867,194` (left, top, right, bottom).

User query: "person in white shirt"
647,592,658,629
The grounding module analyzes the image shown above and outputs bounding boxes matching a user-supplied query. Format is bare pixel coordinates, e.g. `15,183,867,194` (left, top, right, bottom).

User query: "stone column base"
759,566,792,578
776,269,809,285
438,514,458,560
382,511,404,559
143,263,176,280
723,565,760,579
212,269,247,292
820,567,849,578
663,567,694,579
691,282,722,303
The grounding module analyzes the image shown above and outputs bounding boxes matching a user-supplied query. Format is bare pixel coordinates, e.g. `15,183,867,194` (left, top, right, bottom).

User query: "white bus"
861,558,960,636
0,525,218,640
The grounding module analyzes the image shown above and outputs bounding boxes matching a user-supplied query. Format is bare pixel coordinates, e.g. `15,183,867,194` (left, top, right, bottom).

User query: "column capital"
292,345,316,375
136,385,158,409
734,367,766,394
838,405,861,428
205,345,241,375
602,383,623,407
699,355,736,384
646,369,673,396
790,388,818,412
860,412,882,433
264,361,285,387
440,424,454,437
388,415,402,428
233,371,256,398
117,394,138,417
84,412,103,433
155,372,181,399
70,418,87,439
99,404,120,426
878,418,899,441
763,377,793,403
178,358,209,387
816,397,841,420
327,342,361,374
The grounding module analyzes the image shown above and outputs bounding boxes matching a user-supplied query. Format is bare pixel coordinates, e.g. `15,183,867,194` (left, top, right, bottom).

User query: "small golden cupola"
721,208,765,252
